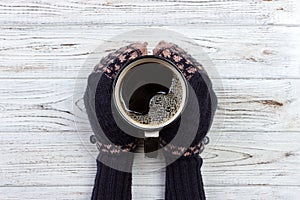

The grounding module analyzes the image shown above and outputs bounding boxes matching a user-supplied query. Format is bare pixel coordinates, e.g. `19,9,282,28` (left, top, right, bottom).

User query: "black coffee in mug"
113,56,188,157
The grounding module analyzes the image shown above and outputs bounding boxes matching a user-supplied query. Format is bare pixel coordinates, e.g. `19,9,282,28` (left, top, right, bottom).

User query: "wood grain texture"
0,25,299,79
0,79,299,132
1,186,299,200
0,131,299,198
1,0,300,199
0,0,296,26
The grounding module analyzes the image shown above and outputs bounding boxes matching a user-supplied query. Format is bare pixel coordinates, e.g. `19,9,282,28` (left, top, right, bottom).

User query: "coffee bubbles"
113,56,188,131
127,75,183,125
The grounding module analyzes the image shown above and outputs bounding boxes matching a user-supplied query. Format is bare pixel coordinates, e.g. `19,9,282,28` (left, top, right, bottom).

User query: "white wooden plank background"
1,0,300,199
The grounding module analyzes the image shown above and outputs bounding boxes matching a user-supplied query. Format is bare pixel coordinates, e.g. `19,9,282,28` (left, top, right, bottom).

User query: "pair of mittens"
84,41,217,200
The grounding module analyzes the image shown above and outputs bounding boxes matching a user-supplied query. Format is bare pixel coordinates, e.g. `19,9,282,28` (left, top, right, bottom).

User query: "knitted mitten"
153,41,218,200
84,42,148,200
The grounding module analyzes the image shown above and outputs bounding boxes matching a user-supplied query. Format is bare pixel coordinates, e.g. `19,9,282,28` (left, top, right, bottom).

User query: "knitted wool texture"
154,41,218,200
84,41,217,200
84,42,147,200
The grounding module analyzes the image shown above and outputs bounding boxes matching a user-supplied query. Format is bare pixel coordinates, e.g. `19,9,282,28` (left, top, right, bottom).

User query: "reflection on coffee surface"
124,76,183,125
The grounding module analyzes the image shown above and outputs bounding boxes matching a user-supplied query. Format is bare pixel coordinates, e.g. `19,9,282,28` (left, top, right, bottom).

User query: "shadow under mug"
112,55,189,158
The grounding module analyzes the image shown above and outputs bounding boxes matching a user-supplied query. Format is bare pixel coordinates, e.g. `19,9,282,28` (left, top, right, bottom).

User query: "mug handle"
144,131,159,158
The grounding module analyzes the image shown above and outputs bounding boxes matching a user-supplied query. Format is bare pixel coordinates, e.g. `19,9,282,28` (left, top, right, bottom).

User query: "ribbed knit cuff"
91,159,133,200
165,155,206,200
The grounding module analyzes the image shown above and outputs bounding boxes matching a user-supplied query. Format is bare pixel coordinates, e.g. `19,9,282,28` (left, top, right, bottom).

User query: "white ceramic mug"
112,55,189,157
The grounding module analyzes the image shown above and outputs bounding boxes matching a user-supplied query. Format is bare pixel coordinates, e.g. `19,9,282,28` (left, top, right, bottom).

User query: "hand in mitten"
153,41,218,200
84,42,148,200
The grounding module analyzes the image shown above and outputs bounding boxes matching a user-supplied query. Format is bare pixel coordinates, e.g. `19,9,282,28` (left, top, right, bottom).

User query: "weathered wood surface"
0,0,296,26
1,186,300,200
0,79,299,132
1,131,300,185
0,131,299,199
1,0,300,199
0,25,299,79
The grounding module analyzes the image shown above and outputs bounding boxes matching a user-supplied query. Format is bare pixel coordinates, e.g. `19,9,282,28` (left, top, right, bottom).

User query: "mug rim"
112,55,189,131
